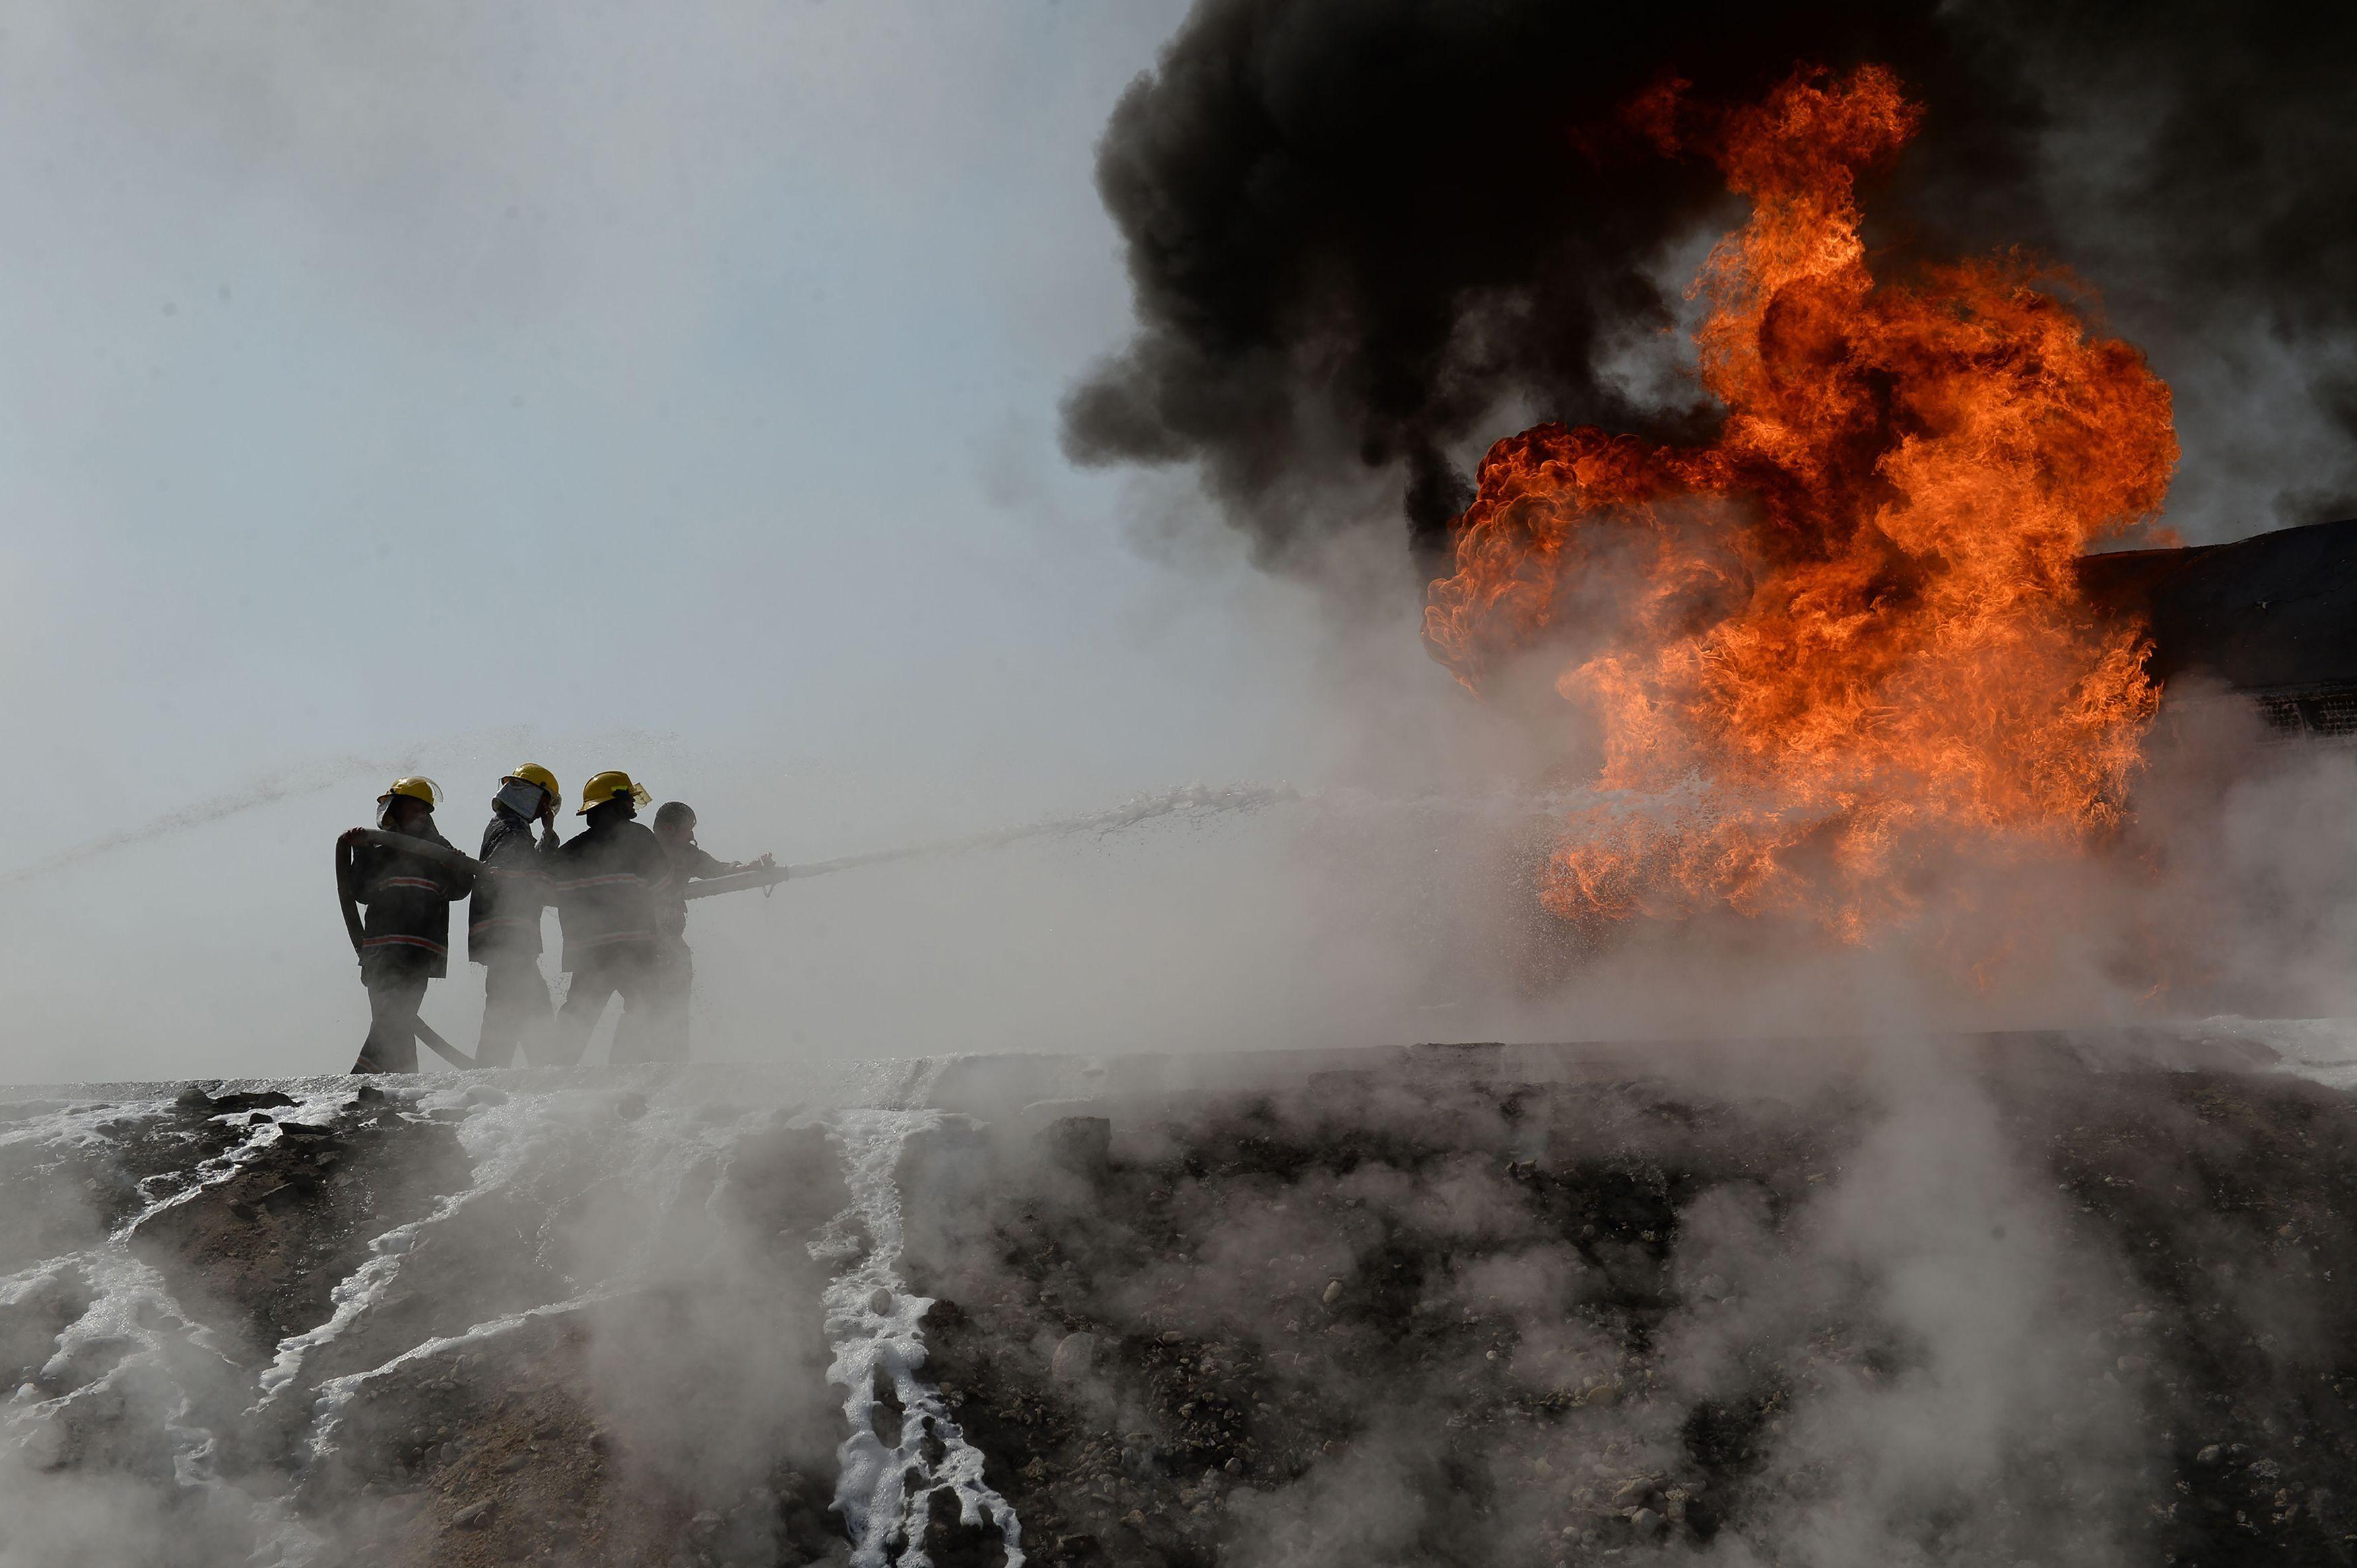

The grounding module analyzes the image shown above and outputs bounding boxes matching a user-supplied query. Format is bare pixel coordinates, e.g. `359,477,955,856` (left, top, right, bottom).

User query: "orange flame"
1423,66,2177,940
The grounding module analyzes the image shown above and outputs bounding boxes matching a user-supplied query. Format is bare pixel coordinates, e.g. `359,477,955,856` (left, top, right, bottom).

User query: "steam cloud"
1065,0,2357,563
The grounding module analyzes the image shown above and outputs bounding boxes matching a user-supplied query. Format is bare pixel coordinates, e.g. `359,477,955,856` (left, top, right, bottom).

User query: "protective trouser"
631,937,694,1066
477,959,553,1068
352,969,430,1074
549,951,657,1068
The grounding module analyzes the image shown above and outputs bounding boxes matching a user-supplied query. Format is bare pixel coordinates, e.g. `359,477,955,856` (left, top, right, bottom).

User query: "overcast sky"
0,1,1262,803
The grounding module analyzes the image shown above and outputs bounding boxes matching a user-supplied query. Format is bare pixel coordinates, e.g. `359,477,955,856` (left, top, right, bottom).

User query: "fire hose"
682,863,791,899
682,843,980,899
679,836,1086,898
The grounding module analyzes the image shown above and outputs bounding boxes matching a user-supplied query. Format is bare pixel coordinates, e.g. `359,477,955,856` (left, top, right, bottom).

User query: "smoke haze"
4,9,2357,1568
1068,0,2357,561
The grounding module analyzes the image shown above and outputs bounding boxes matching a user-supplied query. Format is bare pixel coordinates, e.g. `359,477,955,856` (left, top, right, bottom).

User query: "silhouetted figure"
469,764,564,1067
341,778,471,1074
647,800,772,1061
549,770,666,1066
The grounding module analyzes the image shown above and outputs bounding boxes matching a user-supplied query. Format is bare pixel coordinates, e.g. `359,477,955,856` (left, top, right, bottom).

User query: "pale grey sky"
0,1,1240,800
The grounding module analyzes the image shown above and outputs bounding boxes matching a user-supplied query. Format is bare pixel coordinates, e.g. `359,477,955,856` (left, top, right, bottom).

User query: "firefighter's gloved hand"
337,827,369,848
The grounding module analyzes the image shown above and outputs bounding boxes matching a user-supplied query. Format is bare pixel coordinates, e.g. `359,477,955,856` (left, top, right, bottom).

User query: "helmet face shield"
508,763,562,815
494,778,550,821
376,775,442,829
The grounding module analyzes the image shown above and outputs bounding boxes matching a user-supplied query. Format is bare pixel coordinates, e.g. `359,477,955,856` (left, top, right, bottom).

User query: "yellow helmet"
576,769,653,815
504,763,562,814
378,776,442,808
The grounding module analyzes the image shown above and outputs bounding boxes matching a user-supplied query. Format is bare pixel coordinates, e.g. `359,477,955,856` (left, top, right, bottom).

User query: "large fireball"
1424,66,2179,941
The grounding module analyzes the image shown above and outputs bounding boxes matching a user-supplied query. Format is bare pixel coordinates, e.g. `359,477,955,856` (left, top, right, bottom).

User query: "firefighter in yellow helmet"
547,770,668,1065
467,764,564,1067
339,778,472,1073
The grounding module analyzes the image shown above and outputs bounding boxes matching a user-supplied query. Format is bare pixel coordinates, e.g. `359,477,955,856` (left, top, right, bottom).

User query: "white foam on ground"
125,1087,362,1241
294,1289,622,1474
0,1093,350,1548
2200,1015,2357,1093
7,1087,341,1425
284,1075,773,1463
252,1083,568,1412
0,1091,181,1156
7,1055,1036,1565
816,1084,1025,1568
2,1068,897,1564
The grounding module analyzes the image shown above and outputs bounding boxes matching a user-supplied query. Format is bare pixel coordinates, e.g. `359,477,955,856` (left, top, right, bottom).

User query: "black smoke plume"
1064,0,2357,570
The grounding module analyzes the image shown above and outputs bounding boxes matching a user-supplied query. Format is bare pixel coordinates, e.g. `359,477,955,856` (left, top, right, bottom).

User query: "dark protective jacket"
653,843,735,943
353,821,473,980
553,817,669,973
469,807,558,963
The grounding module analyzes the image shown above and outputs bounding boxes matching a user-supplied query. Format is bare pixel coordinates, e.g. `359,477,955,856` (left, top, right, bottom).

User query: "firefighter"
647,801,774,1060
340,778,473,1074
469,763,564,1067
548,769,668,1066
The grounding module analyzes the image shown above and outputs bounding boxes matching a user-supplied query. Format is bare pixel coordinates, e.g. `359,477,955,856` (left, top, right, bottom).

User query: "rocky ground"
1,1038,2354,1567
0,1075,851,1567
899,1046,2357,1568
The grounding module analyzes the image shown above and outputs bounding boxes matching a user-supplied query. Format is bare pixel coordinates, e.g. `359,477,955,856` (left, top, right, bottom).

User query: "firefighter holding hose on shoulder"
548,770,669,1066
339,778,473,1074
647,800,773,1060
469,763,564,1067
